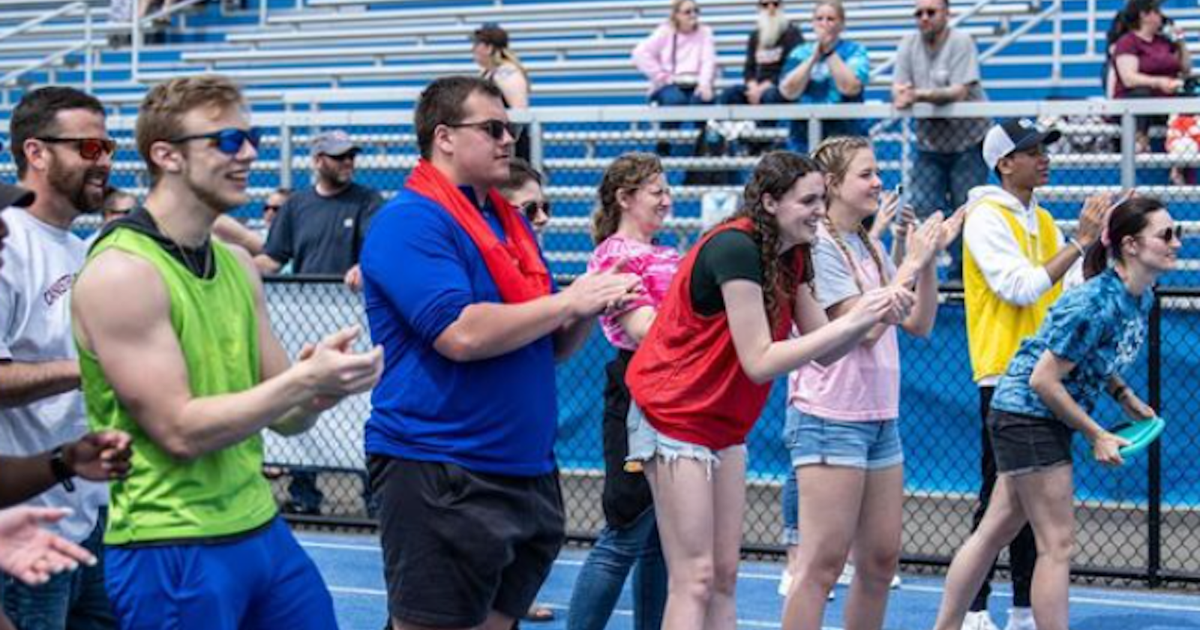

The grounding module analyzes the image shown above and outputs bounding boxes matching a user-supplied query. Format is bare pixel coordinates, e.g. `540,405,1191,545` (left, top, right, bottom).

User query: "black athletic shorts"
987,409,1074,476
368,455,565,628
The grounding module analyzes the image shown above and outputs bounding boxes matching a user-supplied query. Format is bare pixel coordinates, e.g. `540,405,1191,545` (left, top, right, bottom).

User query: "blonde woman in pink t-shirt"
569,153,679,630
780,137,963,630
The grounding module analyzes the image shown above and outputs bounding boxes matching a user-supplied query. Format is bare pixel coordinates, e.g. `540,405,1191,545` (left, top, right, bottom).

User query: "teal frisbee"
1112,416,1166,459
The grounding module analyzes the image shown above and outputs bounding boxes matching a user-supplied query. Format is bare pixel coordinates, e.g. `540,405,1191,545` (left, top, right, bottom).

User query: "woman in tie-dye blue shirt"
932,196,1181,630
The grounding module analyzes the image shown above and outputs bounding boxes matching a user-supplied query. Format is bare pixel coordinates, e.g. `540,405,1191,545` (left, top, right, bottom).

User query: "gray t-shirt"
812,230,896,309
264,182,384,275
894,29,991,153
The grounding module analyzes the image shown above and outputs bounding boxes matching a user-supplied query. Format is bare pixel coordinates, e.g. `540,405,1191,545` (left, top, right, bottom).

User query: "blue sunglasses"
169,127,262,155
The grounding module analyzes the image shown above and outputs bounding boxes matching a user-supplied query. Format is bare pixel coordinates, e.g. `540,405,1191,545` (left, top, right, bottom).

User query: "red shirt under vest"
626,218,802,451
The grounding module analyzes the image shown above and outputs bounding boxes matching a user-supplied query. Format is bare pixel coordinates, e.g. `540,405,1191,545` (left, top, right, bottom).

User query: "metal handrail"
130,0,209,82
0,2,95,105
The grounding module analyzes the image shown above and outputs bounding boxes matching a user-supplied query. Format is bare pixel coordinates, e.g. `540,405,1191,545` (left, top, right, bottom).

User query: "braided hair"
724,151,821,331
812,136,889,292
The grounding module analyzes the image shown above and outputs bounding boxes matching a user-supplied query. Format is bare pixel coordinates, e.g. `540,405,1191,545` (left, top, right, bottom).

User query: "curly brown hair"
726,151,821,331
592,152,664,245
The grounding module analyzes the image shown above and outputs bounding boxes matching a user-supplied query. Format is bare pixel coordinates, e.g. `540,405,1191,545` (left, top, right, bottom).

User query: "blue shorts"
784,408,904,471
625,404,744,474
104,517,337,630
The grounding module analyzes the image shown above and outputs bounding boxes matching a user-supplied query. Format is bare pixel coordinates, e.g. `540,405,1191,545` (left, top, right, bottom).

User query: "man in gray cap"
254,129,384,292
254,129,384,517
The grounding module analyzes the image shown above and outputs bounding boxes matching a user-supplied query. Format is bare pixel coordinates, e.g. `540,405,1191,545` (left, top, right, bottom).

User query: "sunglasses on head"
443,119,522,142
914,7,940,17
36,137,117,161
168,128,262,155
520,200,551,219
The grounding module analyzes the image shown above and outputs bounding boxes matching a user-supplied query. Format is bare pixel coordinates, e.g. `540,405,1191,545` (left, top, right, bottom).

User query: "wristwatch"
49,446,76,492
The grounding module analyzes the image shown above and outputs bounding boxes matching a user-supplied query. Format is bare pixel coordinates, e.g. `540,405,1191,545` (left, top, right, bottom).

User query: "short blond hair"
136,75,246,184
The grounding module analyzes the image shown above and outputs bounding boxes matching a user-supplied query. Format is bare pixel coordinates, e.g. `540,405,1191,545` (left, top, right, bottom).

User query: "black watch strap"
49,446,76,493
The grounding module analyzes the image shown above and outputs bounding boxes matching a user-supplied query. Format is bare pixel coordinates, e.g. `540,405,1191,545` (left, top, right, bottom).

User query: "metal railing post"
1120,111,1137,190
132,3,141,82
281,104,294,190
1147,296,1162,587
84,5,93,92
260,0,269,27
529,119,544,174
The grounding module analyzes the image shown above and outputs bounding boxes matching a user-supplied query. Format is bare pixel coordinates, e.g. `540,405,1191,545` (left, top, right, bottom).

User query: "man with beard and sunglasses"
361,76,641,630
0,86,118,630
71,75,382,630
254,130,383,518
718,0,803,110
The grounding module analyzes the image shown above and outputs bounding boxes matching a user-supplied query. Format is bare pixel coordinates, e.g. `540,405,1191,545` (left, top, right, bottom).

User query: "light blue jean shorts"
626,404,744,474
784,407,904,471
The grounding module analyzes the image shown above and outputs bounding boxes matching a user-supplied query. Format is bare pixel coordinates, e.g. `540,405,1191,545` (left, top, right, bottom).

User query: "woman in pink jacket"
633,0,718,153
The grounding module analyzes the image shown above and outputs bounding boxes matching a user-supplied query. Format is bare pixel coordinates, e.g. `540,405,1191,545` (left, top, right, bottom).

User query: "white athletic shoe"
962,611,1002,630
834,562,902,589
1003,607,1037,630
836,562,855,585
777,569,835,600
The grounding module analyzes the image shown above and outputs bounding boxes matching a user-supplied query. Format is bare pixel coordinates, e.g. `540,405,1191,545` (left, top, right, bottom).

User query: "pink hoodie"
632,23,718,93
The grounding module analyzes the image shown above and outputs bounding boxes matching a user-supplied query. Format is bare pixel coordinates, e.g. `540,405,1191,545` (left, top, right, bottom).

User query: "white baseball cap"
981,118,1062,172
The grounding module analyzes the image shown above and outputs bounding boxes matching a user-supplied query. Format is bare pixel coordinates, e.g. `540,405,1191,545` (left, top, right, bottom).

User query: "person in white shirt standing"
0,86,116,630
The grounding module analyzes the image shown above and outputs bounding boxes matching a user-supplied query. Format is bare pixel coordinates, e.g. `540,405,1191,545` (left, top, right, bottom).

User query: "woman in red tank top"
625,151,915,629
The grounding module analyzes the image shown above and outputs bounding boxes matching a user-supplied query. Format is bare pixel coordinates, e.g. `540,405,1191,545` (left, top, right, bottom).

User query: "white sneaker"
1003,607,1037,630
962,611,1001,630
836,562,855,585
836,562,902,589
778,569,792,597
777,569,835,600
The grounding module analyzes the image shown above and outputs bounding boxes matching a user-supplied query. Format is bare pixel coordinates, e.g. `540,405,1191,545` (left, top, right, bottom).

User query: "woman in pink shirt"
569,153,679,630
633,0,718,153
781,137,963,630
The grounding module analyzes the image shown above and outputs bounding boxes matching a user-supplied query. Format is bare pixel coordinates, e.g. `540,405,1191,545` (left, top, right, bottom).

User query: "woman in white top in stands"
473,22,533,160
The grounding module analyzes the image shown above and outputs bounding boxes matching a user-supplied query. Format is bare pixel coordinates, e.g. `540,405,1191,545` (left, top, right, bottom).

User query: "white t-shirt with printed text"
0,207,105,542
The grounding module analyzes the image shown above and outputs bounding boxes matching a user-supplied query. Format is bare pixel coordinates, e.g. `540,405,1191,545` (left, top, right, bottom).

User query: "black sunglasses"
521,200,551,220
36,137,116,161
443,119,522,142
759,0,781,7
169,128,262,155
1149,225,1183,244
264,204,282,213
914,8,940,17
321,151,358,162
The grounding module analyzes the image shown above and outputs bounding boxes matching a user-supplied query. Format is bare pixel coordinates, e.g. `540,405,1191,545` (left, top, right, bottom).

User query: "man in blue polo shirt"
360,76,640,630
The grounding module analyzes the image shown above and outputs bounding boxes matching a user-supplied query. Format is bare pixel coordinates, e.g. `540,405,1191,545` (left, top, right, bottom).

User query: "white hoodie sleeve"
963,204,1054,306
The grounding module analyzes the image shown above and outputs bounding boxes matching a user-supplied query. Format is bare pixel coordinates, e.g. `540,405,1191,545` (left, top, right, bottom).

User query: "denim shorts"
784,407,904,470
987,409,1073,476
626,404,742,474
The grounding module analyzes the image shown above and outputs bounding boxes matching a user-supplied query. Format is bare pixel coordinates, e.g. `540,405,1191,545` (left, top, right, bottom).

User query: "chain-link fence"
263,274,1200,585
47,97,1199,583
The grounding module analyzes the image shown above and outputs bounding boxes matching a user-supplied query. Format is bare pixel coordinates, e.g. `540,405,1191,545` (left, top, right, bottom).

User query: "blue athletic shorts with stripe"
104,517,338,630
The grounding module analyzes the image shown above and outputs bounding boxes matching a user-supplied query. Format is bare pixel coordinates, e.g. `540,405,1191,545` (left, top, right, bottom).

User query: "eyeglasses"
168,128,262,155
914,8,940,18
443,119,522,142
520,200,551,220
758,0,781,7
679,7,699,15
35,137,116,161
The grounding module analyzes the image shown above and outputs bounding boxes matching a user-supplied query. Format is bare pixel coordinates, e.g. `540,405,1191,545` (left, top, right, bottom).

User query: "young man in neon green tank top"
954,119,1108,630
71,75,383,630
